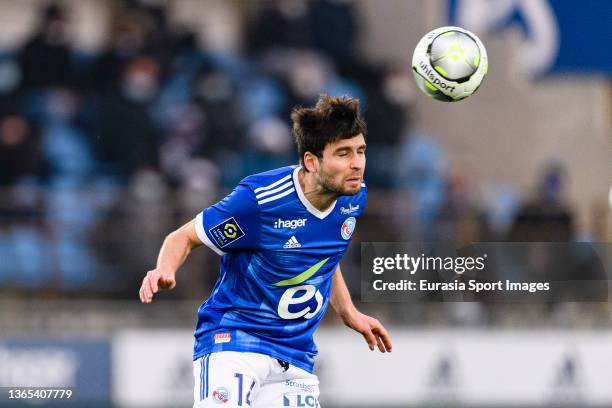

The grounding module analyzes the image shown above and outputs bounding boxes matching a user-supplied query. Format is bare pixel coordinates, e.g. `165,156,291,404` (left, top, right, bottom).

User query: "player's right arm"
139,182,260,304
139,219,202,304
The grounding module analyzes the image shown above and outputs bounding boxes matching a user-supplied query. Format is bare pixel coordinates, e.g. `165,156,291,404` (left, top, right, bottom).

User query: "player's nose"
350,155,365,170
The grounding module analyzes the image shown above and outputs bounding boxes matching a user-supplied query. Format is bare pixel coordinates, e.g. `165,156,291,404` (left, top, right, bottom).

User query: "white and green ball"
412,26,488,102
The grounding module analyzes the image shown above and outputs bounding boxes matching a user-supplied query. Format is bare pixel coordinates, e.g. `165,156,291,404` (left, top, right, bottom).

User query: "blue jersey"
192,165,367,373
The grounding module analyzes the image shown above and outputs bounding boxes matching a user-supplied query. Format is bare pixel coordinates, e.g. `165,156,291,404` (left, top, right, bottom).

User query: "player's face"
316,134,366,196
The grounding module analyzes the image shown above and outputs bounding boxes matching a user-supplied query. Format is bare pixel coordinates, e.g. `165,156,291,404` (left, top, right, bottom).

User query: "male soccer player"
139,95,392,407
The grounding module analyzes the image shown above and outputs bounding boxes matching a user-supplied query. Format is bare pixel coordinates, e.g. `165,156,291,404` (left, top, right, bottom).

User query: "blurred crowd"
0,0,594,303
0,0,413,190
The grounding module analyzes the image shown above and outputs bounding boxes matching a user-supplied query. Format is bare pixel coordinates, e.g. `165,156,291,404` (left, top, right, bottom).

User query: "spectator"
246,0,312,54
0,115,39,185
508,161,574,242
308,0,358,63
19,3,73,90
94,57,161,180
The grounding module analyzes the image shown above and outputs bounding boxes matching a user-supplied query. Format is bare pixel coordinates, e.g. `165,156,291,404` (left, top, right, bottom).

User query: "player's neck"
298,168,338,212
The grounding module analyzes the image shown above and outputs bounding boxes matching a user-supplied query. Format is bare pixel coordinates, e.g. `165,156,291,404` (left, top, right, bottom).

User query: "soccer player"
139,95,392,407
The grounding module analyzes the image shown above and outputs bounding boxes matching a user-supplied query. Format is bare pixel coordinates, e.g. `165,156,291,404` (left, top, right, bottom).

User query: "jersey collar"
292,166,337,220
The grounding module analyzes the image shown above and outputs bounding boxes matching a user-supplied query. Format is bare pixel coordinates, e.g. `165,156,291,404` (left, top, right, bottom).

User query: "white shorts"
193,351,320,408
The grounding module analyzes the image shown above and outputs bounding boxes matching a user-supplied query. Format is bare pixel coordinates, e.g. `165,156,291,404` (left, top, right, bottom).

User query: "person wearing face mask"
94,58,161,180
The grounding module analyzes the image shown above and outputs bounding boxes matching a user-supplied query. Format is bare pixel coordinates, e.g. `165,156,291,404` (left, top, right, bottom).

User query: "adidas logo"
283,236,301,249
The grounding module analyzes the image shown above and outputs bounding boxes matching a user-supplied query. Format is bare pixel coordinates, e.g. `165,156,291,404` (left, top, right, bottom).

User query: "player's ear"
303,152,318,173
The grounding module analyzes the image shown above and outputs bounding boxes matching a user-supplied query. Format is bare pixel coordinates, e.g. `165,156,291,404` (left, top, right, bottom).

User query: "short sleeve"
195,184,261,256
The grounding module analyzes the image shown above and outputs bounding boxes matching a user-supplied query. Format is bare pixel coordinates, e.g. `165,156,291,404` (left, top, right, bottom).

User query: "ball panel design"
429,31,480,81
412,26,488,102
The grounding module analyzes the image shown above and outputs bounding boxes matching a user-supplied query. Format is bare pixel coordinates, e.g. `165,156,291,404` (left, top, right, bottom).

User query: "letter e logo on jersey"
341,217,356,240
274,258,328,320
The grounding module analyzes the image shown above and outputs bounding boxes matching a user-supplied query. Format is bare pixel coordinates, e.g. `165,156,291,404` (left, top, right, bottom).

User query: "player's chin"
341,183,361,196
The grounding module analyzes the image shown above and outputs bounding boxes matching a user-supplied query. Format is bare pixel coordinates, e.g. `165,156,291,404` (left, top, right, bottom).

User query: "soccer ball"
412,26,488,102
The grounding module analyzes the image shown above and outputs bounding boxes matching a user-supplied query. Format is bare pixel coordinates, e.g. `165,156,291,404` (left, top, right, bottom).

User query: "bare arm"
331,265,393,353
330,265,359,318
139,219,203,303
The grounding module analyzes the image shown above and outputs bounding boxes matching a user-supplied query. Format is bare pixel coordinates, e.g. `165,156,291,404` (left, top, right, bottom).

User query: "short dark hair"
291,95,366,170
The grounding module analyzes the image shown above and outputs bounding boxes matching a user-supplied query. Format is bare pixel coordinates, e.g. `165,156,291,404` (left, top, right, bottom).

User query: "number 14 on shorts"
232,373,255,406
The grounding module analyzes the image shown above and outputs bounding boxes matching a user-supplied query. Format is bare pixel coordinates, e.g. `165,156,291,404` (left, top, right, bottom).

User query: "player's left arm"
330,265,392,353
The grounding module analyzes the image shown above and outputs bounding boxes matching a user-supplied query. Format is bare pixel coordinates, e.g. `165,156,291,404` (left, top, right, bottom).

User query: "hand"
342,310,393,353
139,269,176,303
